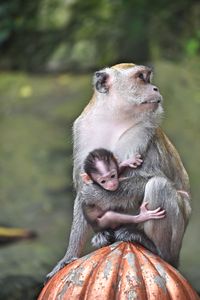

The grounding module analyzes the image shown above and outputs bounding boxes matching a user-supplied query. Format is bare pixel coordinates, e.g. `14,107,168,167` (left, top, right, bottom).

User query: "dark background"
0,0,200,299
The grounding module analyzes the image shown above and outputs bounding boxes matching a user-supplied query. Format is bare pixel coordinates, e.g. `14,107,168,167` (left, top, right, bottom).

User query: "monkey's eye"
138,73,144,80
111,174,116,178
101,180,106,184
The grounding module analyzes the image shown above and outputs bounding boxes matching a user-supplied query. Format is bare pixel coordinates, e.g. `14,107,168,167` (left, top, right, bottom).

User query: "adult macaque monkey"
46,63,191,280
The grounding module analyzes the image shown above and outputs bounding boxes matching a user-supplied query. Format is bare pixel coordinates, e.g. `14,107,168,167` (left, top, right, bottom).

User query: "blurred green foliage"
0,71,91,299
0,0,200,71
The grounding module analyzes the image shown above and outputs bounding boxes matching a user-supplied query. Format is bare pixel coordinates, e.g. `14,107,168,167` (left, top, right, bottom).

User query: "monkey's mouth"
141,99,161,105
139,99,161,111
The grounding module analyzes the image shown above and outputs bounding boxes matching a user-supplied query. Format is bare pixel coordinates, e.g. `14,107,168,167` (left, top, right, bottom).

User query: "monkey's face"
91,160,119,191
94,64,163,116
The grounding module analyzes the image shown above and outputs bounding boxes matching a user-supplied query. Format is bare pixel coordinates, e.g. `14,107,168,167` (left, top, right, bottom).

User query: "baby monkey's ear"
93,71,110,93
81,173,93,184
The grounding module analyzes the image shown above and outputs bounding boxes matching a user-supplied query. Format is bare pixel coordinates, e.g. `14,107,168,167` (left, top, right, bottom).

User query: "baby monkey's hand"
120,154,143,169
136,202,166,223
96,202,166,230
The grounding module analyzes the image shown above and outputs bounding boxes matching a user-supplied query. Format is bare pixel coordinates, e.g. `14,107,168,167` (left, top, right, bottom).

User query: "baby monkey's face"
91,160,119,191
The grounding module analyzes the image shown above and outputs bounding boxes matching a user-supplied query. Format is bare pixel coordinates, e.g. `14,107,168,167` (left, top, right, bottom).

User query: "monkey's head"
93,63,163,119
81,149,119,191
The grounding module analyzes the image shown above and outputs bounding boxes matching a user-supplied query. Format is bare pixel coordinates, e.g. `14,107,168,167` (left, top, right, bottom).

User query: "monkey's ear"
93,71,109,93
81,173,93,184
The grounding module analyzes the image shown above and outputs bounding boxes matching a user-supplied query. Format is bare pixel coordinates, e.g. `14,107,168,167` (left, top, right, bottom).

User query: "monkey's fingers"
154,210,166,216
128,164,138,168
150,210,166,217
150,207,164,213
135,154,142,158
140,202,149,210
149,209,166,216
135,158,143,164
150,214,166,219
45,256,78,283
129,156,143,163
137,158,143,162
129,160,143,168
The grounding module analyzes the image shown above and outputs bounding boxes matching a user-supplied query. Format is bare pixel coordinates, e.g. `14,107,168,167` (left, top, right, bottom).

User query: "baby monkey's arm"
97,202,165,230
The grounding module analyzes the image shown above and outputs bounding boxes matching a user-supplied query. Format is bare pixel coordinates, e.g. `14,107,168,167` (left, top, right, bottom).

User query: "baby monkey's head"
82,148,119,191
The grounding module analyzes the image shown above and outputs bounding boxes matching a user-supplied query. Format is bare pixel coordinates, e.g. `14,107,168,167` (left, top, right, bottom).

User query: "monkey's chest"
80,120,132,153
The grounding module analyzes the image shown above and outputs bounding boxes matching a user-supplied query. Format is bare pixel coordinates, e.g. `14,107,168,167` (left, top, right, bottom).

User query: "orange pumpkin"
39,242,199,300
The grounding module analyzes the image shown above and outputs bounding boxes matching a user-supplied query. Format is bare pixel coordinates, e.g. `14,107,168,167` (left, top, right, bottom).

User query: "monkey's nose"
107,182,119,191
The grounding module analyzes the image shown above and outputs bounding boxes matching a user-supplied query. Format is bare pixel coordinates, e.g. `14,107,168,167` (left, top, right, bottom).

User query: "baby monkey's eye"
101,180,106,184
111,174,116,178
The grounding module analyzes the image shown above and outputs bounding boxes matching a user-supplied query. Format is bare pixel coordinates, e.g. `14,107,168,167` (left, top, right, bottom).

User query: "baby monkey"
81,148,143,191
81,149,166,247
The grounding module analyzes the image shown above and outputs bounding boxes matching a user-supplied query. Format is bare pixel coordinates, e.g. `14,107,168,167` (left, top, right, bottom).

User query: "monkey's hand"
119,154,143,169
45,256,78,284
136,202,166,223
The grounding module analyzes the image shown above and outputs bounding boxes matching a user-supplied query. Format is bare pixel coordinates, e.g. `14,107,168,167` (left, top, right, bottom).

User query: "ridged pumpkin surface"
39,242,199,300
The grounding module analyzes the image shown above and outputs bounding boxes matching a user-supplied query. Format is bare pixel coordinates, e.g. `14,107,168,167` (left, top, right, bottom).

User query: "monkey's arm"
72,118,83,190
116,124,155,160
46,193,90,281
97,203,165,230
82,202,105,232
